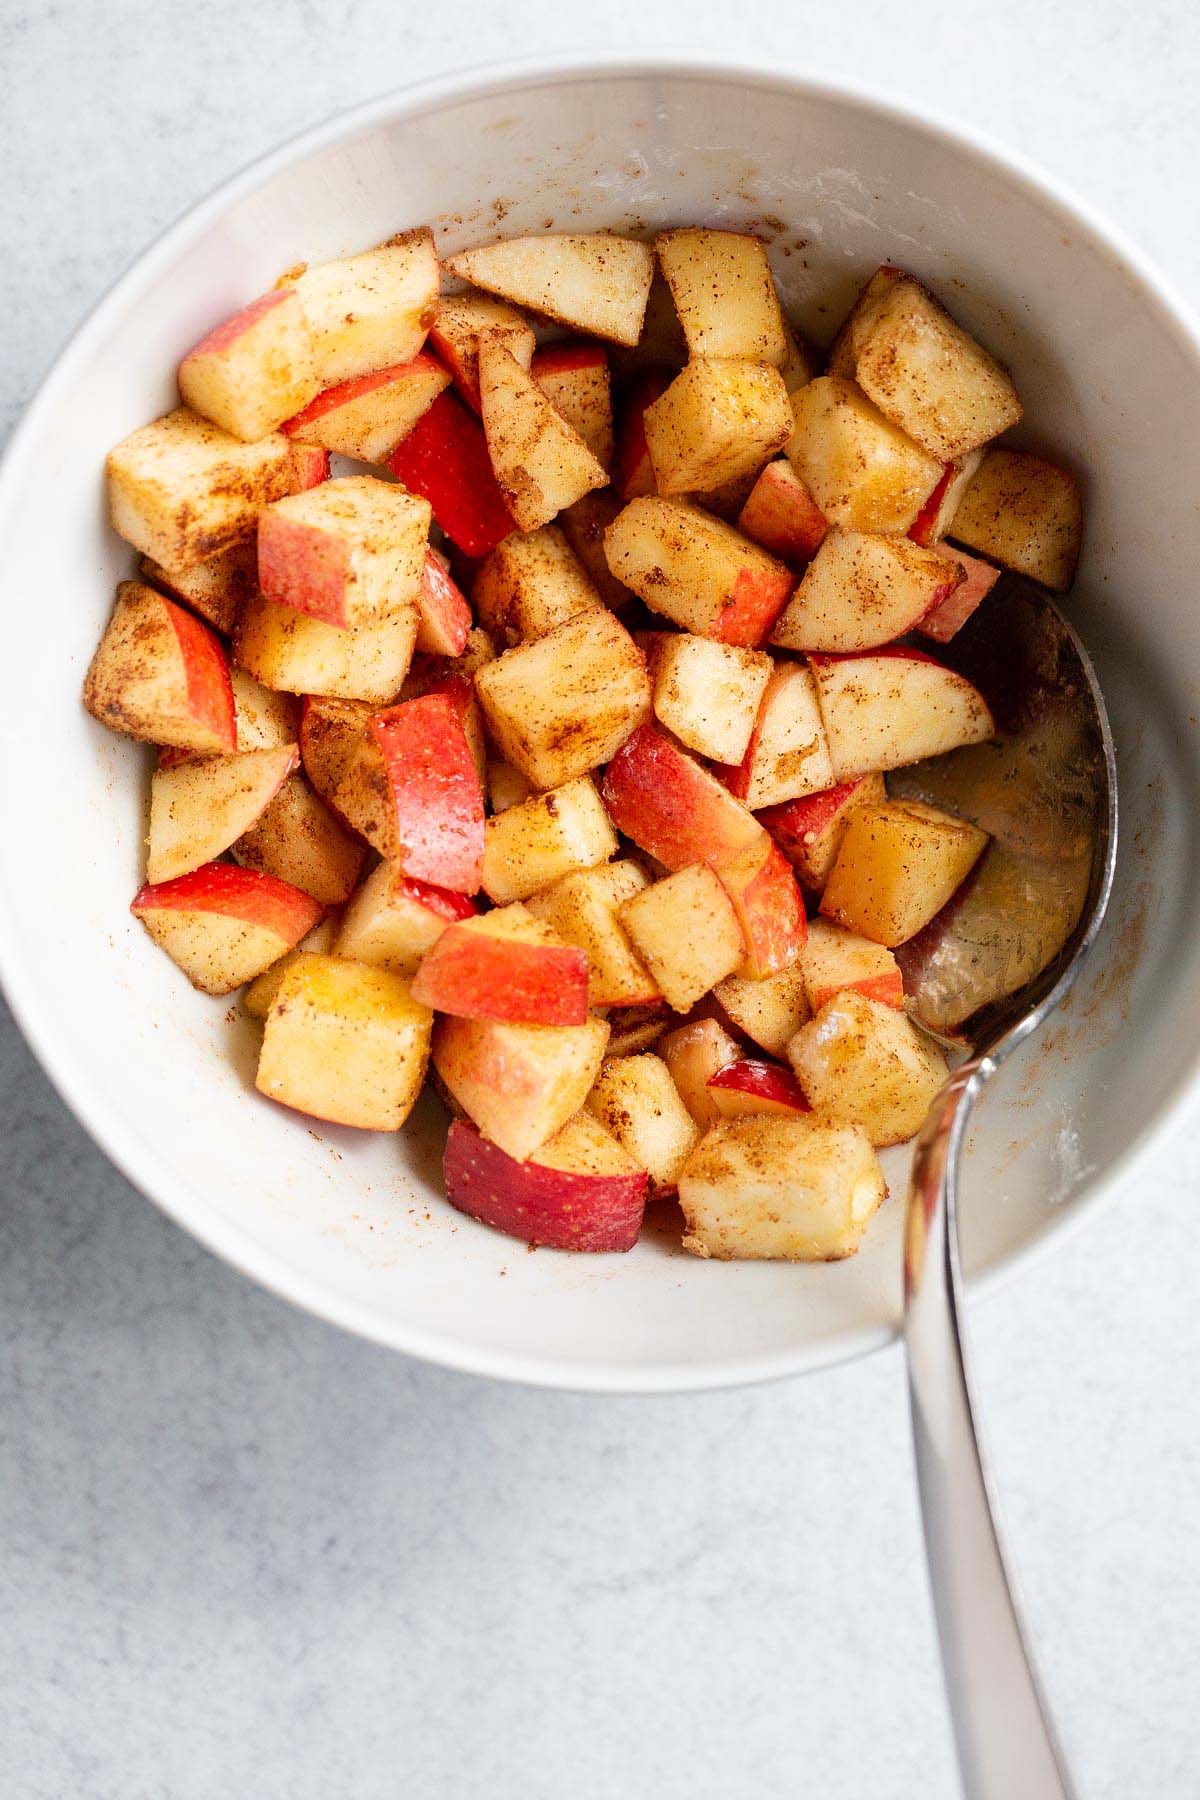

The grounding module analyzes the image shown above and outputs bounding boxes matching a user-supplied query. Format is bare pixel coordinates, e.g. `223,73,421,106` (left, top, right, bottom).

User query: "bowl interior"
2,62,1198,1390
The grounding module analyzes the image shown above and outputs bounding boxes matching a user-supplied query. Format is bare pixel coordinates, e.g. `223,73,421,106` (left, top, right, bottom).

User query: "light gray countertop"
3,4,1199,1795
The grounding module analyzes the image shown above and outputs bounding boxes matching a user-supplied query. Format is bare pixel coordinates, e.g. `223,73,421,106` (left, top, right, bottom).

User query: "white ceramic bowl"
3,55,1199,1391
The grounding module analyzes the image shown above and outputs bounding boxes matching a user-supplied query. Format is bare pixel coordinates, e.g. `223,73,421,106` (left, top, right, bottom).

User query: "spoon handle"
904,1066,1078,1800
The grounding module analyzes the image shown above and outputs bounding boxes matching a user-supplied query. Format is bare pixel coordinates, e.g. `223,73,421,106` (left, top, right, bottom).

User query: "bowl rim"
4,50,1200,1394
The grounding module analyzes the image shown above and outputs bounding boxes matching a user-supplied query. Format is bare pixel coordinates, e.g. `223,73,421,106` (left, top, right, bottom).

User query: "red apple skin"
443,1120,647,1252
165,599,237,751
908,462,956,547
716,564,797,648
613,367,671,500
707,1058,811,1117
715,840,807,979
807,970,904,1012
738,461,829,565
289,443,331,489
917,548,1001,643
411,926,589,1025
397,876,480,924
600,724,768,871
759,779,869,851
181,289,290,358
130,861,324,940
257,511,349,626
371,692,485,893
808,645,945,672
416,552,472,656
531,343,608,377
387,388,514,558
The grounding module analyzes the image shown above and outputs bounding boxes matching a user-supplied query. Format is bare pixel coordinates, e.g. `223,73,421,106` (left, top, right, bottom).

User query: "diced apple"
587,1053,699,1190
613,367,671,500
429,290,535,411
131,862,324,994
714,839,807,980
907,452,984,546
433,1011,610,1162
604,497,795,647
600,723,767,871
478,331,608,532
619,863,744,1012
819,798,989,946
737,458,828,566
288,442,331,490
445,234,655,347
107,407,293,567
415,551,472,657
758,773,887,894
558,489,638,610
643,358,792,495
769,528,964,653
830,267,1022,460
411,903,589,1026
475,607,650,789
147,743,298,883
139,540,257,635
678,1114,886,1259
707,1058,810,1118
241,916,337,1020
300,692,484,891
532,342,614,468
916,547,1001,643
713,963,810,1058
83,581,236,753
720,661,835,810
658,1018,743,1129
232,773,367,906
283,228,439,385
281,355,451,463
948,448,1083,592
472,524,601,646
525,860,659,1007
787,990,947,1147
387,388,515,558
256,952,432,1130
257,475,429,628
799,918,904,1011
403,623,497,694
178,287,320,441
810,648,994,778
335,862,477,973
234,592,418,703
646,633,772,764
442,1116,646,1252
481,775,618,905
487,759,534,813
786,376,943,536
656,230,789,366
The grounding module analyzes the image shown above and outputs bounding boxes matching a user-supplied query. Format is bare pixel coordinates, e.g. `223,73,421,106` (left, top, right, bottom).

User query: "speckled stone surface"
3,6,1199,1796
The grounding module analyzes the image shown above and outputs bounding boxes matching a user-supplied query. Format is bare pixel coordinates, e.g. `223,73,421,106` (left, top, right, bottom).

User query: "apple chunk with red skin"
178,287,320,442
800,918,904,1012
658,1018,743,1129
83,581,236,753
387,387,515,558
416,552,472,657
768,528,964,654
281,355,451,464
613,367,671,500
916,546,1000,643
335,862,477,974
257,475,430,628
531,342,614,468
411,903,590,1026
604,497,795,647
738,459,828,566
443,1116,647,1252
256,953,432,1131
148,743,299,883
130,862,324,994
707,1058,810,1118
429,290,535,412
433,1011,610,1162
478,330,608,533
283,228,439,386
719,661,835,810
714,839,807,980
810,648,994,779
600,723,768,872
758,772,887,894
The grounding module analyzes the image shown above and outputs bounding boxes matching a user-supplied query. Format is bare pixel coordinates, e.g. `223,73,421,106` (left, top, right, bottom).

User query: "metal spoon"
889,577,1118,1800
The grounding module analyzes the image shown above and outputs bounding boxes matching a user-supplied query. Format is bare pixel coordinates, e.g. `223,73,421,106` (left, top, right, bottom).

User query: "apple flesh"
335,862,477,974
643,357,792,495
787,989,948,1147
658,1018,743,1129
481,775,618,905
281,354,452,463
655,229,789,366
147,743,299,883
810,648,994,779
799,918,904,1012
139,539,256,635
472,523,602,647
232,773,366,906
234,591,419,704
416,551,472,657
387,387,515,557
907,451,984,547
257,475,430,629
524,860,660,1008
714,839,807,981
769,528,965,654
432,1011,610,1162
618,863,745,1013
429,290,535,412
586,1052,699,1191
178,287,320,441
284,228,439,385
604,497,795,647
719,661,835,810
948,448,1083,592
645,633,772,765
757,772,887,895
713,963,810,1058
600,723,767,872
478,331,608,533
707,1058,810,1118
819,798,989,947
445,234,655,348
559,488,638,611
130,861,324,994
531,342,614,468
916,547,1000,643
786,375,943,536
411,903,590,1026
83,581,237,753
442,1117,647,1252
737,458,828,565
